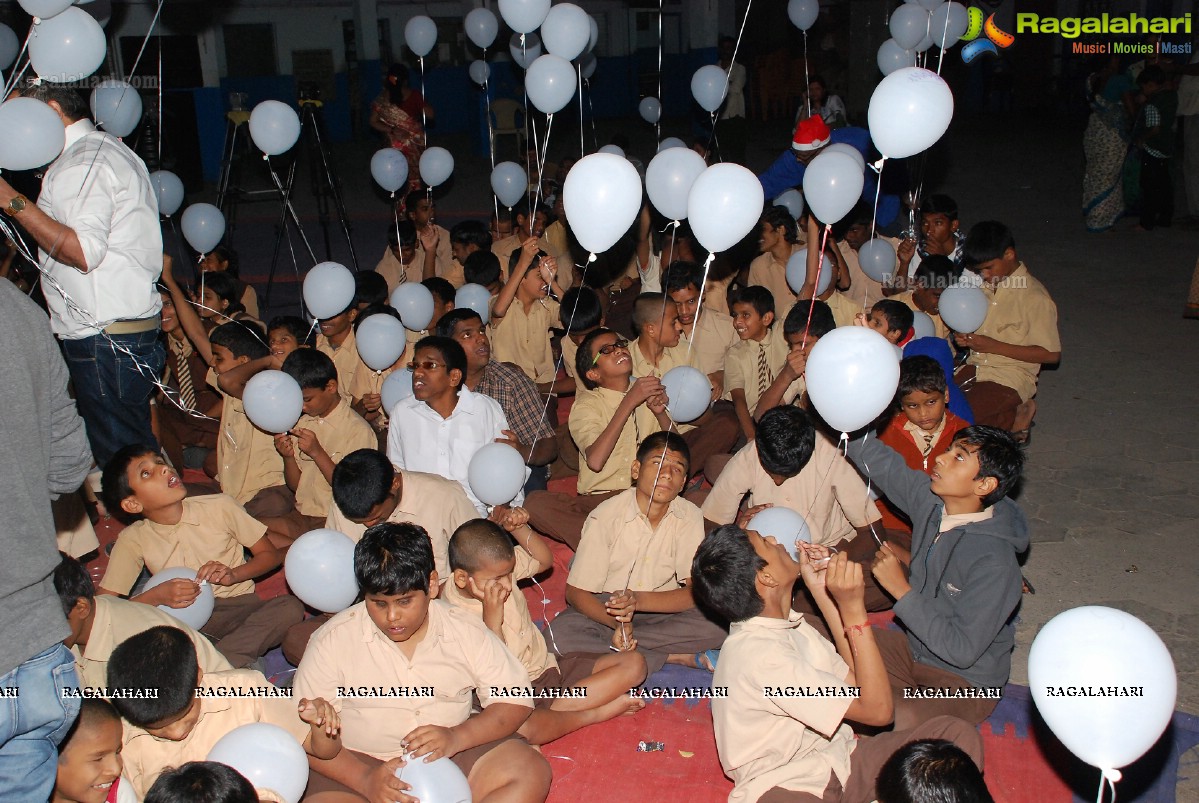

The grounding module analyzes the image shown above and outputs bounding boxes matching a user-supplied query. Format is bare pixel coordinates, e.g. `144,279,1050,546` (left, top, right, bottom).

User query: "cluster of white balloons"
879,1,969,75
495,0,601,111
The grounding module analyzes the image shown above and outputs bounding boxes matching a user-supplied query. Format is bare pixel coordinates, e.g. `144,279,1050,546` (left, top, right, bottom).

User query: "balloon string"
865,156,886,312
264,157,318,265
2,27,34,96
851,433,887,549
716,0,753,130
936,6,951,75
577,64,585,159
800,224,831,349
419,55,428,151
804,30,811,119
521,35,531,168
585,79,599,151
394,204,406,285
106,0,165,134
533,113,554,213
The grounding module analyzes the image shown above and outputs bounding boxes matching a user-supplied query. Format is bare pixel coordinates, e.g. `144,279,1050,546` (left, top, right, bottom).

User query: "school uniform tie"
169,338,198,411
756,343,770,400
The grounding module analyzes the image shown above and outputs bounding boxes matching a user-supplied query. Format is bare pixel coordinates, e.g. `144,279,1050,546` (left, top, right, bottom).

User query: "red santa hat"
792,116,831,151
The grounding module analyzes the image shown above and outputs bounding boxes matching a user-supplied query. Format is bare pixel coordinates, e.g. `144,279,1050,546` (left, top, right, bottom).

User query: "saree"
372,93,425,194
1082,75,1132,232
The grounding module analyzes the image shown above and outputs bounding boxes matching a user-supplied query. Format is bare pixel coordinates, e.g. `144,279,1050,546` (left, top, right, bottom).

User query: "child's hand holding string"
298,697,341,738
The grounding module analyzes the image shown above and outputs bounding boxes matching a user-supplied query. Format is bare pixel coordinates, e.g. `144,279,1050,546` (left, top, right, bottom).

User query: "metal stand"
262,100,358,309
215,111,278,245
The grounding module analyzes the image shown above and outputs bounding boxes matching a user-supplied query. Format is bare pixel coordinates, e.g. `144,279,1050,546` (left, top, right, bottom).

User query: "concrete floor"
200,106,1199,720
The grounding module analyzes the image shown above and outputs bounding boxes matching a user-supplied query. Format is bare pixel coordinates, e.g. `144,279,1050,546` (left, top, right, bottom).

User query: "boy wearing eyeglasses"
386,335,524,515
524,328,671,549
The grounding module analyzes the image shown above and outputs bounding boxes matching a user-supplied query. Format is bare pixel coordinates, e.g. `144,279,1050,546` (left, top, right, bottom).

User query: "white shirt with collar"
38,119,163,339
385,385,526,513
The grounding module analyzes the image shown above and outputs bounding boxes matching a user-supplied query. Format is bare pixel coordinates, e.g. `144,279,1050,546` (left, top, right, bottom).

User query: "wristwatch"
3,195,28,216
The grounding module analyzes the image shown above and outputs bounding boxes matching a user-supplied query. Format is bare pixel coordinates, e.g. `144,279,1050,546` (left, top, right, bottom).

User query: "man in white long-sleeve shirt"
0,80,163,467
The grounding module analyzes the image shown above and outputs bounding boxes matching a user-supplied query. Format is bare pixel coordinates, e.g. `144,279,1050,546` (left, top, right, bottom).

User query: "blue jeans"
0,644,81,801
62,329,165,467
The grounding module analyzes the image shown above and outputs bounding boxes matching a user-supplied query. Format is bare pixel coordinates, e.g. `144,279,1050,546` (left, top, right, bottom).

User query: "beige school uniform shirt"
823,291,860,329
442,546,556,680
748,245,802,314
208,369,286,505
100,494,266,598
375,246,422,294
569,382,663,495
561,334,581,382
704,274,735,316
325,469,478,580
891,290,950,340
316,330,361,403
122,669,309,800
713,612,856,802
967,263,1060,402
680,309,739,379
289,400,377,517
491,296,561,385
72,595,233,688
724,327,789,412
701,437,880,546
568,488,705,593
293,600,533,760
630,336,699,434
492,234,562,282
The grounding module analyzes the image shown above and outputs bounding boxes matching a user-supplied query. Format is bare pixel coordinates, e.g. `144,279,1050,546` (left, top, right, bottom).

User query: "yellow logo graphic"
960,8,1015,63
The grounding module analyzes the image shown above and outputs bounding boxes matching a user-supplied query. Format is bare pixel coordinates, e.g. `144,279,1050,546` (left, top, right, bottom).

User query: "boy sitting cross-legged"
444,512,647,744
846,425,1028,728
107,626,341,800
98,446,303,668
550,432,727,674
690,525,983,803
295,522,552,803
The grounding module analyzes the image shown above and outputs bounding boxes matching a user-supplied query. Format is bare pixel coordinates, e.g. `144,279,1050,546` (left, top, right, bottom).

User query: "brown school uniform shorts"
531,653,604,710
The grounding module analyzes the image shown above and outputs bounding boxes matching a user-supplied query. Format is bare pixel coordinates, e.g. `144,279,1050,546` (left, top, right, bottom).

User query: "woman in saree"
1083,55,1134,232
370,63,435,196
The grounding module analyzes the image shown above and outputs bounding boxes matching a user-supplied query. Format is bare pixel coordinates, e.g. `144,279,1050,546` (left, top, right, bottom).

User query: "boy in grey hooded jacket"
846,424,1027,729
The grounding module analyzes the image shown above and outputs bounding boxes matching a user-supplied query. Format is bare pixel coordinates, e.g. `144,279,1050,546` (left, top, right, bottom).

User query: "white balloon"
598,144,625,158
587,15,599,52
390,282,436,331
1029,607,1177,774
455,283,493,324
917,0,942,9
149,170,184,217
249,100,301,156
141,567,214,630
0,24,18,70
395,755,472,803
645,147,707,222
19,0,74,20
382,368,414,413
786,249,832,297
877,38,917,76
747,507,811,558
28,8,105,83
910,310,935,340
802,150,864,225
404,15,437,58
370,148,408,193
889,4,930,50
824,142,866,172
930,2,969,49
687,162,764,254
525,54,576,114
805,327,900,433
419,146,455,187
180,203,225,254
0,97,65,170
208,723,309,803
657,136,687,152
857,238,897,283
468,442,526,506
541,3,589,61
577,50,597,79
563,154,642,255
691,64,728,113
786,0,819,31
490,161,527,208
915,31,934,52
356,313,407,371
661,366,712,423
773,189,805,219
303,261,356,320
243,370,304,434
868,67,954,159
509,32,542,69
465,8,499,49
937,283,989,333
498,0,550,34
89,79,142,137
284,529,359,613
468,59,491,86
639,96,661,124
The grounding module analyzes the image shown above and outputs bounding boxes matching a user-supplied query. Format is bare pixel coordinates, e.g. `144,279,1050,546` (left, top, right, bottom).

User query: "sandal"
1011,422,1035,448
694,649,719,672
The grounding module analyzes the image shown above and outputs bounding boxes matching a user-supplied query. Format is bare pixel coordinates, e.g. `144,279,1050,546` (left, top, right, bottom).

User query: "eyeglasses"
591,339,629,366
407,360,446,372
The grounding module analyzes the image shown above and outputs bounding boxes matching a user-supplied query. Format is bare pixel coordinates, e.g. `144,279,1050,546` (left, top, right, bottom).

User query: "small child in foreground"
53,699,131,803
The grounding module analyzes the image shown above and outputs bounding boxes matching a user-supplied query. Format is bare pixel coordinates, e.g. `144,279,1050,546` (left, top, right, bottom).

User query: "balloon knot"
1102,769,1122,783
870,157,886,174
587,253,597,263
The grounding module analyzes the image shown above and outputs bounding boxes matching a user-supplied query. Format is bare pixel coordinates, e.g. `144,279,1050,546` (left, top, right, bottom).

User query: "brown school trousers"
757,715,984,803
956,365,1020,431
525,490,621,550
872,627,1001,729
202,593,305,668
243,485,298,520
282,612,334,666
546,595,726,675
